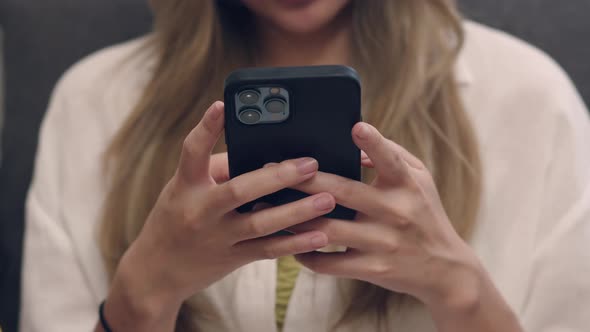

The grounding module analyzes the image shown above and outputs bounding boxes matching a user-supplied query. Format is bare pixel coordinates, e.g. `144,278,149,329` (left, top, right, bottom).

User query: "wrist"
104,250,183,331
424,251,487,315
424,261,523,332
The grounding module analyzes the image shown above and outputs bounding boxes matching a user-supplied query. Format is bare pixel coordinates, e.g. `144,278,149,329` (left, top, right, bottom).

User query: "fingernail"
264,162,278,168
295,158,318,175
355,123,370,140
310,234,328,248
313,195,334,211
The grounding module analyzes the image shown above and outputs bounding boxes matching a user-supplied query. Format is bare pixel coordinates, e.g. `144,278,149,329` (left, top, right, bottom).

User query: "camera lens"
238,109,262,125
239,90,260,105
265,99,286,114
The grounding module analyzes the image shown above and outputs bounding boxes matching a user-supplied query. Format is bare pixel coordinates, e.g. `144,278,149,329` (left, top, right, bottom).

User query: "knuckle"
295,198,320,219
276,161,297,184
179,205,206,231
379,198,402,219
405,178,422,194
162,177,183,203
391,149,404,164
394,215,413,230
320,221,339,240
414,197,430,215
291,201,308,218
180,205,196,223
182,136,198,157
388,200,418,229
246,216,269,237
381,236,400,253
160,184,188,216
157,199,178,221
201,115,216,135
391,153,410,178
414,158,427,170
368,260,392,278
201,190,217,207
175,206,203,233
333,176,355,198
159,178,209,232
261,244,280,260
223,181,244,203
384,190,421,218
404,197,429,223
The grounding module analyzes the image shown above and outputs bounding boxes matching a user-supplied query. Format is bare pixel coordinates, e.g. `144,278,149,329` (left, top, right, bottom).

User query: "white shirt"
20,22,590,332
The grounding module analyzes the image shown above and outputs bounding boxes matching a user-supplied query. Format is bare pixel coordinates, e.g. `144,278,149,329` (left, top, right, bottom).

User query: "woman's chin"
242,0,351,37
264,9,347,36
270,18,330,36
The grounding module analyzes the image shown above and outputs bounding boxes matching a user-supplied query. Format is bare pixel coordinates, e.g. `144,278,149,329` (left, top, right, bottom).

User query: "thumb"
177,101,225,184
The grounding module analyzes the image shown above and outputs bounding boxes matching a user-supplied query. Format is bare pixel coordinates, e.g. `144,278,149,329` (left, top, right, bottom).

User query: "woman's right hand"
100,102,335,332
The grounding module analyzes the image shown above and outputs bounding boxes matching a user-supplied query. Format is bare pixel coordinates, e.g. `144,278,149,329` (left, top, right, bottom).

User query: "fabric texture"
275,256,302,331
19,21,590,332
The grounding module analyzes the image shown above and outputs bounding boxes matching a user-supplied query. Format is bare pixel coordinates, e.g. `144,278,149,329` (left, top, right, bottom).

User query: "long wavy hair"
99,0,482,330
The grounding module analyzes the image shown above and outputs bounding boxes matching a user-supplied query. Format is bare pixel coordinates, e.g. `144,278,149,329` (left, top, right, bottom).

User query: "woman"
20,0,590,331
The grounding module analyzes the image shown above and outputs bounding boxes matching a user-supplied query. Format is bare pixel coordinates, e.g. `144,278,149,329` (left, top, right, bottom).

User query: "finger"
287,218,399,252
392,144,426,170
295,251,374,280
238,231,329,261
178,102,225,184
210,153,230,184
361,150,370,160
293,171,390,216
212,157,319,212
361,151,374,168
352,123,410,184
232,193,336,240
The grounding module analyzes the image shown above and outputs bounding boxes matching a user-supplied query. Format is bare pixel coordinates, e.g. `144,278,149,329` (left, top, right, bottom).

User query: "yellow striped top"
275,255,302,331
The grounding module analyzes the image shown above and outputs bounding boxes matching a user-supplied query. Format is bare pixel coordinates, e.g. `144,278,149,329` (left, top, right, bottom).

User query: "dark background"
1,1,589,331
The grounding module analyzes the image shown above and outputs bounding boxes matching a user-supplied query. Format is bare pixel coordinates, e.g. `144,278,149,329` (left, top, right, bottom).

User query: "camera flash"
270,87,281,95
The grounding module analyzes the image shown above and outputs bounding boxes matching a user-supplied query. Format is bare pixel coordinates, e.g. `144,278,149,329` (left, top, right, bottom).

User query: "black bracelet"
99,300,114,332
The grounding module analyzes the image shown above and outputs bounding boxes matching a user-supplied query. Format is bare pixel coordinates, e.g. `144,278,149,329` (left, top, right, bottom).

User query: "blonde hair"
100,1,481,330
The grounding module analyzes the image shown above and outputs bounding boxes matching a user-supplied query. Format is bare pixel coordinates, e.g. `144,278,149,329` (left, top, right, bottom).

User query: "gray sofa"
0,1,588,331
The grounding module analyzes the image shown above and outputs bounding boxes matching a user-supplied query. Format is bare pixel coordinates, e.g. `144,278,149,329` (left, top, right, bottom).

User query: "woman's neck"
254,11,353,67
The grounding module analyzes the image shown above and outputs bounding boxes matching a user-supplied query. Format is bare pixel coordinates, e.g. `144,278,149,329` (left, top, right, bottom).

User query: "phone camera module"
238,109,262,125
239,90,260,105
265,99,286,114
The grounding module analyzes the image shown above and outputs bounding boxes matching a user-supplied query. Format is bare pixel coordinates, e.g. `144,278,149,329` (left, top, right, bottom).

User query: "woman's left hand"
290,122,486,311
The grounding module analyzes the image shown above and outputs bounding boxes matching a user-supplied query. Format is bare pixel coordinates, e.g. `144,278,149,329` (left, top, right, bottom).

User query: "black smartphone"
224,65,361,220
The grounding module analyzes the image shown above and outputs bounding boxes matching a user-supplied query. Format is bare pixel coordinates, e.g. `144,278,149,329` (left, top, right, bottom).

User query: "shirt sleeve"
19,80,99,332
520,84,590,331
